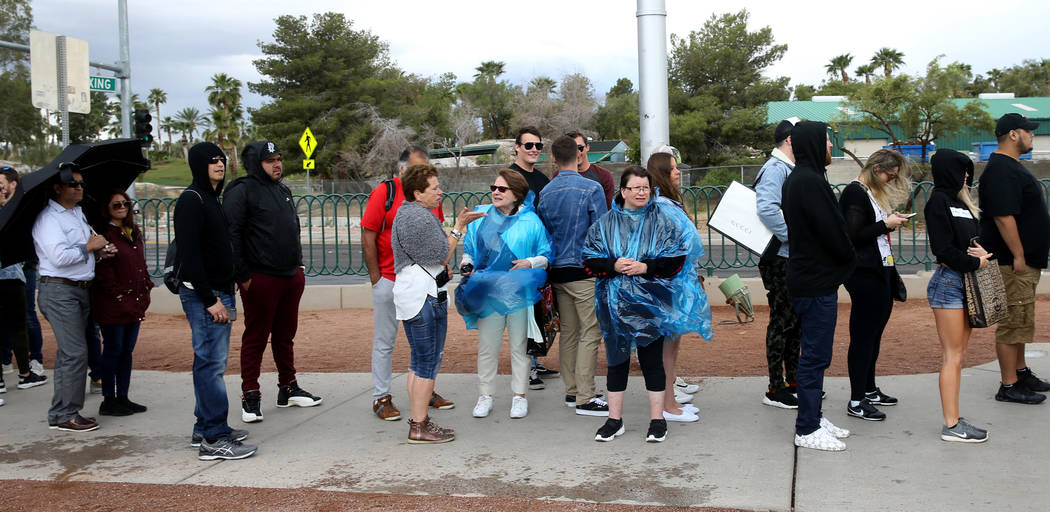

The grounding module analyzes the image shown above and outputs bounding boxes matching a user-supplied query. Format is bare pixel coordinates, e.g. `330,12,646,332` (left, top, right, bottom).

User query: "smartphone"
900,212,918,219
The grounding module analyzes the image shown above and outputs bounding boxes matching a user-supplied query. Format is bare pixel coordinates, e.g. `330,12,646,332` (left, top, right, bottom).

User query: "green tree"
826,54,853,84
457,60,518,139
205,73,244,176
996,59,1050,96
174,107,207,143
594,78,639,141
793,84,816,101
147,88,167,141
0,0,31,68
68,91,114,143
836,57,994,166
854,64,876,85
871,47,905,78
668,9,790,166
160,116,174,151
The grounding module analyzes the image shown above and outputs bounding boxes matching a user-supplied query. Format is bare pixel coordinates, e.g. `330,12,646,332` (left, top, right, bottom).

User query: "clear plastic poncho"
455,191,552,329
582,195,713,366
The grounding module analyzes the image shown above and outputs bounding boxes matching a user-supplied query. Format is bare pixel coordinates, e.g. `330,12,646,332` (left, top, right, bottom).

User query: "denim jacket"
537,170,608,269
755,150,794,259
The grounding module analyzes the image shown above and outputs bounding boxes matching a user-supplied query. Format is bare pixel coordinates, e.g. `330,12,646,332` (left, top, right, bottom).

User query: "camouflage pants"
759,256,800,388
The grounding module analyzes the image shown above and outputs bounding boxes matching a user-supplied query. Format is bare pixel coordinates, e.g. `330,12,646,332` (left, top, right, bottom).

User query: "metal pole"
56,36,69,147
118,0,131,139
636,0,669,166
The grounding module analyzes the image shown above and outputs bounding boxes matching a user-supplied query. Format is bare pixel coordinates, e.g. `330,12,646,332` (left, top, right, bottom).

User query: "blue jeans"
791,294,838,436
180,287,235,441
402,294,447,380
99,322,141,397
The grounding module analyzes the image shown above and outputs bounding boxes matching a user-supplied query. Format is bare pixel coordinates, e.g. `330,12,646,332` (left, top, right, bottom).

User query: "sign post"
299,127,317,192
90,75,117,93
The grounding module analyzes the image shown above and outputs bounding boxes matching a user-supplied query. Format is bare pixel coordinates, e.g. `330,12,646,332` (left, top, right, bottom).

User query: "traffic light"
133,109,153,147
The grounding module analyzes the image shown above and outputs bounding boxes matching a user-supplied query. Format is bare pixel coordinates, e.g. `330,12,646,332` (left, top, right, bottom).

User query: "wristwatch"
449,229,463,240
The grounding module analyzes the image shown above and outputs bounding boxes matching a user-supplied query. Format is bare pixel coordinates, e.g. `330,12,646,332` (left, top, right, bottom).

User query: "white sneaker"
472,395,493,418
662,408,699,422
682,403,699,414
0,397,4,406
29,360,44,375
820,417,850,438
675,377,700,394
674,388,694,404
509,396,528,418
1,364,11,374
794,426,846,451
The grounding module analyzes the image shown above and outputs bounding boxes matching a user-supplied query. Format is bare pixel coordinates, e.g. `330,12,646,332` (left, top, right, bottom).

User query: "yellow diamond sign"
298,127,317,159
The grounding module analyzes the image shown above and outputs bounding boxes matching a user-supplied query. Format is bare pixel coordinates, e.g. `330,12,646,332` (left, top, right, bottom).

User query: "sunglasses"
521,142,543,150
63,181,85,188
490,185,511,193
577,145,586,152
210,156,227,164
111,200,133,209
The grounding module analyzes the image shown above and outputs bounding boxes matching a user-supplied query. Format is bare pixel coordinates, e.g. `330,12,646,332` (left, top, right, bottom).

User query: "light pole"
636,0,669,166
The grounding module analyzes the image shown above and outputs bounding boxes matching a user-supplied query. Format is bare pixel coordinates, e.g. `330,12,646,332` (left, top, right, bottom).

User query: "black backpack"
163,189,203,294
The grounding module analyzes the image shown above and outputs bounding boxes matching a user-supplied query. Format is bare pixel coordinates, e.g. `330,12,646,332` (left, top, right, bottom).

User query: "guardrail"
134,180,1050,278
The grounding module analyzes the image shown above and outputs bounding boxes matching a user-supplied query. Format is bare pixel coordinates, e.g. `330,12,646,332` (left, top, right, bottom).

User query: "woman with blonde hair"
838,149,913,421
924,149,991,442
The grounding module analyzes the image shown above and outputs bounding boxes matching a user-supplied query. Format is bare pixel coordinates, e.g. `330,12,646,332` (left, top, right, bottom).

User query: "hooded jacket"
222,142,304,283
924,149,981,273
173,142,235,307
781,121,856,296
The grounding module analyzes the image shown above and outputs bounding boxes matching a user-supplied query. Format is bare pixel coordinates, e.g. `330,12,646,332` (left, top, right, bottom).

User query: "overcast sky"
29,0,1050,124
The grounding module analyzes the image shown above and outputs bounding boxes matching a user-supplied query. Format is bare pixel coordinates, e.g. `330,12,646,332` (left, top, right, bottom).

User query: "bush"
699,168,739,188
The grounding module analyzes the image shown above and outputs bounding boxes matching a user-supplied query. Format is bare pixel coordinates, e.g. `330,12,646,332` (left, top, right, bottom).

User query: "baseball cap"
774,117,800,144
994,113,1039,137
259,141,282,160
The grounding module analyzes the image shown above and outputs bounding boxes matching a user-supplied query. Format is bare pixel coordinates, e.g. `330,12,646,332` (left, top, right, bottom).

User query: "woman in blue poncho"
583,166,712,443
456,169,552,420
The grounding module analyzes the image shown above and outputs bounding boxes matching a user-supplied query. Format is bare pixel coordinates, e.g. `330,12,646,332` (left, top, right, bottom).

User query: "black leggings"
607,338,666,392
844,267,895,401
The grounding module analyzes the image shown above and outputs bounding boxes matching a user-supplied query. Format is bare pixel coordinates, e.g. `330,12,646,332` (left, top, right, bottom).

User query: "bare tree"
551,73,597,135
332,104,417,181
437,100,480,168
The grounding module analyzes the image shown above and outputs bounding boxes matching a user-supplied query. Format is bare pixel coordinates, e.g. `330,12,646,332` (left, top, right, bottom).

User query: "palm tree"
854,64,876,84
173,107,207,142
473,60,505,81
147,88,167,136
826,54,853,84
528,76,557,96
205,73,244,177
871,48,905,78
160,116,174,151
987,68,1003,91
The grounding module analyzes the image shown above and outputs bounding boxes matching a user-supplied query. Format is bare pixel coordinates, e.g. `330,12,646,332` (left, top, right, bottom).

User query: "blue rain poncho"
455,192,552,329
582,195,713,366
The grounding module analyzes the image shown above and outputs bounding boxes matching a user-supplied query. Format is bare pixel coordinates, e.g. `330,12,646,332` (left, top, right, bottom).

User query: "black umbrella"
0,139,150,267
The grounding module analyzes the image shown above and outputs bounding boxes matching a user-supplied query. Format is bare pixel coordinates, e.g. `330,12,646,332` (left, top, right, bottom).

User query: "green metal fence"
135,180,1050,278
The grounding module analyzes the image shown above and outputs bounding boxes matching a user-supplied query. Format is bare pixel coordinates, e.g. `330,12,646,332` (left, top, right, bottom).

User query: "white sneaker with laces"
820,417,850,438
794,426,846,451
509,396,528,418
662,408,700,422
30,360,44,375
674,388,694,404
472,395,493,418
675,377,700,394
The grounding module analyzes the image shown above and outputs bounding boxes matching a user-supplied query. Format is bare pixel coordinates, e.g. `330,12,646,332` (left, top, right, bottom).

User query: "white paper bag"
708,181,774,255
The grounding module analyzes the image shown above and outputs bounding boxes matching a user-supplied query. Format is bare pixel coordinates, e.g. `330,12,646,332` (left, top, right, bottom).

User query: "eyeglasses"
63,181,85,188
623,186,650,193
111,200,133,209
210,156,227,164
489,185,511,193
577,145,586,152
521,142,543,150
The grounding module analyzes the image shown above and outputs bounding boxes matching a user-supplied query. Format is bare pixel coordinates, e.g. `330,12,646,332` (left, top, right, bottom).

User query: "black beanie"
188,142,226,175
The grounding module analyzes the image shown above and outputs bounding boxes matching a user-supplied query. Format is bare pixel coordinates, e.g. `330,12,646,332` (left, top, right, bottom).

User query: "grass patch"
138,158,192,186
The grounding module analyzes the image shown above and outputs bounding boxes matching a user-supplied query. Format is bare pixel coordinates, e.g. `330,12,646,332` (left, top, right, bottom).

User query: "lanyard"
885,233,894,265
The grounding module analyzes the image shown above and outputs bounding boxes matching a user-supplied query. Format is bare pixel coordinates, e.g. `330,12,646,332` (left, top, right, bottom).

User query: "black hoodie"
173,142,234,306
222,142,303,283
924,149,981,273
781,121,856,296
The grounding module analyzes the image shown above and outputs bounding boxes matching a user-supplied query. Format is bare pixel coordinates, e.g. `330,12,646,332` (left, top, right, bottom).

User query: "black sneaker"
846,400,887,421
762,385,798,409
99,397,133,416
865,387,898,406
16,372,47,389
241,390,264,423
995,383,1047,404
276,381,323,408
575,396,610,417
191,429,249,448
565,395,576,408
534,363,559,378
594,418,624,442
528,368,545,390
120,396,147,413
1017,368,1050,392
199,438,258,461
0,377,6,393
646,419,668,443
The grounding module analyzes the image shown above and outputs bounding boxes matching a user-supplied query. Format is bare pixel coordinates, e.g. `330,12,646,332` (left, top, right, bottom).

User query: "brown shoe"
429,391,455,410
424,415,454,435
373,394,401,421
55,414,99,432
407,417,454,444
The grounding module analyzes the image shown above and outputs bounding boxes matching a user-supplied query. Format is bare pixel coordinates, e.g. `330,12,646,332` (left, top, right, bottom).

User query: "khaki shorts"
996,264,1041,344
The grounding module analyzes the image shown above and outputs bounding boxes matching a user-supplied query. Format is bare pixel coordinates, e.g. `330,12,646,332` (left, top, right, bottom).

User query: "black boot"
99,397,133,416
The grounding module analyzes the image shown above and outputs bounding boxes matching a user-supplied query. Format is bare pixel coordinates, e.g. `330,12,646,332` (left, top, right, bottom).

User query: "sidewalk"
0,345,1048,511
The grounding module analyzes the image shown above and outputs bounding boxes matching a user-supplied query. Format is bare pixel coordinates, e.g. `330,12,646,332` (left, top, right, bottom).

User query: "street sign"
30,30,91,114
299,127,317,158
302,159,315,170
90,75,117,93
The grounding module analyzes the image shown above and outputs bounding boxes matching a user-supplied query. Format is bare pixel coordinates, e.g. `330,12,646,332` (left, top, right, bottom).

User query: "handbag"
526,284,559,356
964,263,1008,328
891,267,906,302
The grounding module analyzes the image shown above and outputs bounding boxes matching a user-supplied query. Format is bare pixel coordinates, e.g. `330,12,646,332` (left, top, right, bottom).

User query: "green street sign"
89,75,117,93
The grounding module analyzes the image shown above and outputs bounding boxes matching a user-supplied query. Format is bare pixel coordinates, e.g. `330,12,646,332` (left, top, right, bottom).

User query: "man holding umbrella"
33,166,114,432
